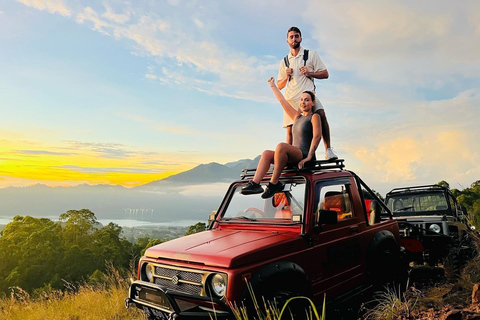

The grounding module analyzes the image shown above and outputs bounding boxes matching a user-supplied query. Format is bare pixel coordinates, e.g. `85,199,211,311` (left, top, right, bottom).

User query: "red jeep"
126,160,402,319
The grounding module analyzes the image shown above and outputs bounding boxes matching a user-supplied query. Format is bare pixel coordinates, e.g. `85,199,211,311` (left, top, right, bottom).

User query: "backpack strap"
303,49,309,66
284,55,291,80
302,49,315,89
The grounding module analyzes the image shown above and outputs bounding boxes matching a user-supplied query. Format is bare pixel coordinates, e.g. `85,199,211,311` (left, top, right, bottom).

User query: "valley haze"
0,158,260,225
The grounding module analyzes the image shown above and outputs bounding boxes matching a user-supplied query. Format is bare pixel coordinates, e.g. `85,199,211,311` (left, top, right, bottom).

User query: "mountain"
138,156,260,189
0,157,260,224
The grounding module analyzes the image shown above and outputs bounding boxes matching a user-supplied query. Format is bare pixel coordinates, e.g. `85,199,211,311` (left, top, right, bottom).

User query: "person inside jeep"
273,192,292,219
241,77,322,199
393,199,404,212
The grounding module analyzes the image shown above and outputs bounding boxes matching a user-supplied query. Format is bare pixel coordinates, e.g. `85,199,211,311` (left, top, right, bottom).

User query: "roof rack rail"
386,184,449,195
240,158,345,179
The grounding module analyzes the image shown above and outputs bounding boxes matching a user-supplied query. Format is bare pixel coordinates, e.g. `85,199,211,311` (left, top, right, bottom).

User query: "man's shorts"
283,96,324,128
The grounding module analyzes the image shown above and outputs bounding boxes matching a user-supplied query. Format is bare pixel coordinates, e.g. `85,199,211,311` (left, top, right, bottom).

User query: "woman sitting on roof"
241,77,322,198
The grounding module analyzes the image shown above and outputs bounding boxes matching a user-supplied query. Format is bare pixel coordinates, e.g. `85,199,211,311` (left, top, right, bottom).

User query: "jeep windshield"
221,179,305,224
386,191,449,217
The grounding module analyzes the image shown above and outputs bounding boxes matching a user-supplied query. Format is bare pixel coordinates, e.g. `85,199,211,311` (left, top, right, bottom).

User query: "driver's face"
287,31,302,49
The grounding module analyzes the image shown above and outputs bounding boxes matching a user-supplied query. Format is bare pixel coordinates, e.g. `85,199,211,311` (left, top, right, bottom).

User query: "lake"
0,216,203,228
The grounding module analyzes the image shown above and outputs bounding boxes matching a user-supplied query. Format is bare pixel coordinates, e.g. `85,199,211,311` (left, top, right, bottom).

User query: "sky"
0,0,479,194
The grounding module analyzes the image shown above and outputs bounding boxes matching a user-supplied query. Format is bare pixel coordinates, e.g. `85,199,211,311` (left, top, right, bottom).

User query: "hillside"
138,157,260,188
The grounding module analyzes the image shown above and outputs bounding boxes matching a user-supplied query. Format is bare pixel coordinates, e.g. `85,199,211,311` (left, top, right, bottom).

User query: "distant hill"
0,157,260,224
138,156,260,189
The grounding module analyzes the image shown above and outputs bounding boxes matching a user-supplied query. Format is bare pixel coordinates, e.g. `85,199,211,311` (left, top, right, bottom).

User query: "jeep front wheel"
258,278,313,320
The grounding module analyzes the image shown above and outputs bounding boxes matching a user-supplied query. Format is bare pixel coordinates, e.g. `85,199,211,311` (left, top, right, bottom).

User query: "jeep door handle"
350,226,359,234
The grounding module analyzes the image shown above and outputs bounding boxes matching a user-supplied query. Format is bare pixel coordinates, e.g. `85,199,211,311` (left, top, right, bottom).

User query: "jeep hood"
144,228,301,268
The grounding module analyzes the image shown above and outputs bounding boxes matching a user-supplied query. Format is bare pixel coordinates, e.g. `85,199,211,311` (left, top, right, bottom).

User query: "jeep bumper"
126,281,232,319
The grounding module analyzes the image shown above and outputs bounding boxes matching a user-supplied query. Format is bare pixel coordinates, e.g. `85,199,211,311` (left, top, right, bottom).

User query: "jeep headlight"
429,224,441,233
403,226,413,237
144,263,155,283
210,273,226,297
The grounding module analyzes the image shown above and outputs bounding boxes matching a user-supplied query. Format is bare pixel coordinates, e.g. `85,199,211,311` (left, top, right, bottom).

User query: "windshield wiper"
223,216,257,221
395,206,414,212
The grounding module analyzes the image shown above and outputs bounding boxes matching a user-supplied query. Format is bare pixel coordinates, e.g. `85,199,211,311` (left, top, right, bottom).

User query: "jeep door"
308,177,364,299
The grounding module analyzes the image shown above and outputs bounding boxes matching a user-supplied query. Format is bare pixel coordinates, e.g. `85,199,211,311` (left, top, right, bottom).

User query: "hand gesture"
298,159,307,169
298,156,311,169
286,68,293,77
268,77,276,87
299,66,309,76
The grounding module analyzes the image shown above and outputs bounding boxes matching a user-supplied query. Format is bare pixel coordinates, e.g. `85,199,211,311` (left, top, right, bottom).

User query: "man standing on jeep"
277,26,338,160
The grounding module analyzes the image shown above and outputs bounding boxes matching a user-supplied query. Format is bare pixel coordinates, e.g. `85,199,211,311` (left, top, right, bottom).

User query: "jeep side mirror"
208,211,217,226
318,209,338,225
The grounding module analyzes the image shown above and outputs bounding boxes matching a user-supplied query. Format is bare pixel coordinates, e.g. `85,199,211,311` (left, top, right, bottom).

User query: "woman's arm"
268,77,299,121
298,113,322,168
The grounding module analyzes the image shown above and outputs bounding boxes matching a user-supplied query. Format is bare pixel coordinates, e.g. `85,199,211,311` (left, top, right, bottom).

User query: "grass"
226,280,326,320
0,262,326,320
363,229,480,319
363,282,418,320
228,296,325,320
0,264,144,320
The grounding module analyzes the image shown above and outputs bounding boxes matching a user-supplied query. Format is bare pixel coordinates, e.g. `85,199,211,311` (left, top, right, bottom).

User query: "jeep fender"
367,230,398,254
366,230,401,283
241,261,311,301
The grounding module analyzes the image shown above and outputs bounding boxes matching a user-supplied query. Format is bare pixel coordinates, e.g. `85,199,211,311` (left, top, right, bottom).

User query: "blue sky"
0,0,479,194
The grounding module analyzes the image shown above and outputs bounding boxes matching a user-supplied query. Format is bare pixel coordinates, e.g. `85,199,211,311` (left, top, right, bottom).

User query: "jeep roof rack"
386,184,449,196
240,158,345,179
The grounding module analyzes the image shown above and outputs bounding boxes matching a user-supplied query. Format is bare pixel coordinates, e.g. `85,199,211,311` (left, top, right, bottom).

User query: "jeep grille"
153,265,204,296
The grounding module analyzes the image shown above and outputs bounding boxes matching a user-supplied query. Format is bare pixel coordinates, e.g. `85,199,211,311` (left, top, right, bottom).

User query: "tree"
456,183,480,229
59,209,98,247
437,180,450,189
91,222,132,269
185,222,206,236
0,216,63,293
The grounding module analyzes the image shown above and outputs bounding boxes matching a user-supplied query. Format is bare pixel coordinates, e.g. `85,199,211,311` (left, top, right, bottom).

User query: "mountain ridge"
0,157,260,223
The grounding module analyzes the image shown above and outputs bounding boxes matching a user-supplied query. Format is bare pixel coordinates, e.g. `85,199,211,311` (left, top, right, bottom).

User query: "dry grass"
364,230,480,319
226,280,325,320
0,264,145,320
0,285,145,320
363,282,418,320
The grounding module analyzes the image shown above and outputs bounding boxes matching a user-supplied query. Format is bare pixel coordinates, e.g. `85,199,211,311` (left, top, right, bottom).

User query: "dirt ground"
327,262,480,320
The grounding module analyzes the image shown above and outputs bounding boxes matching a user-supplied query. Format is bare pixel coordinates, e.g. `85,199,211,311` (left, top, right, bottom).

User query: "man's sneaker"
325,148,338,160
261,182,284,199
241,181,263,195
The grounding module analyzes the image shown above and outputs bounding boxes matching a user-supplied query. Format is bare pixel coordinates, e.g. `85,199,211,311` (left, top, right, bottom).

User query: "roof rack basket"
240,158,345,179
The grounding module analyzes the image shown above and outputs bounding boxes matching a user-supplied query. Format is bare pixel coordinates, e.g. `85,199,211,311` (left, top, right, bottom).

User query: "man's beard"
291,42,300,49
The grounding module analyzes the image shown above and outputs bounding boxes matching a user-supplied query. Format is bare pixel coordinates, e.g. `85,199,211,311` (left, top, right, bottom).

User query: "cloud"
14,0,480,102
102,6,130,24
16,0,71,17
348,130,479,190
304,1,480,86
61,165,165,174
155,124,194,134
70,5,277,102
118,112,197,135
76,6,111,35
63,140,133,159
178,182,231,196
16,150,75,156
339,88,480,193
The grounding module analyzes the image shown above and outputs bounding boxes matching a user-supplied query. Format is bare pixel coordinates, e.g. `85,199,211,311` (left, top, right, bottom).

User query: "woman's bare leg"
270,143,303,184
252,150,274,184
